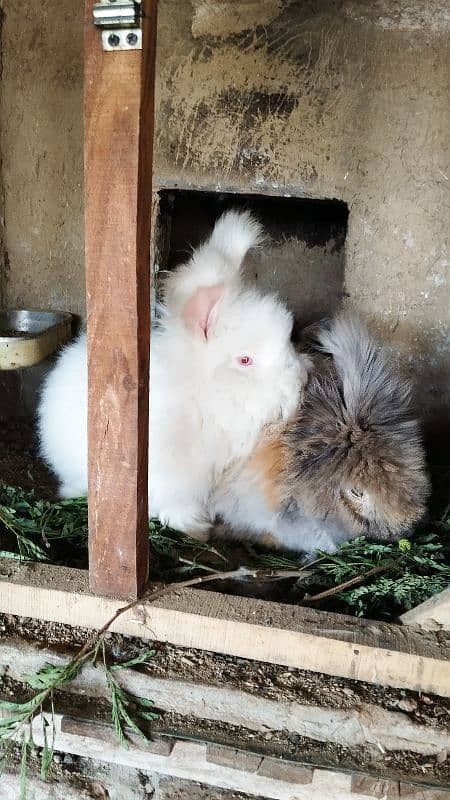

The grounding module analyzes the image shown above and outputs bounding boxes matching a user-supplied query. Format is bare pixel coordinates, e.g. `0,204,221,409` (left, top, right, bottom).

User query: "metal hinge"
93,0,142,52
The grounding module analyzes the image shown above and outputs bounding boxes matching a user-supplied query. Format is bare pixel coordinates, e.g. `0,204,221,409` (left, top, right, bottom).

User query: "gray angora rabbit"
212,313,430,554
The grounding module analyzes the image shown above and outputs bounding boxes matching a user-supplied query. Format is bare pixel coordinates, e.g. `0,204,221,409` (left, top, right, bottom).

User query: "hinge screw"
126,32,138,46
108,33,121,47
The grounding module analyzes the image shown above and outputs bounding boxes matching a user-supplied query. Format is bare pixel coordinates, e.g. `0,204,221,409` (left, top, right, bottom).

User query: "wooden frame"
84,0,157,599
1,1,450,717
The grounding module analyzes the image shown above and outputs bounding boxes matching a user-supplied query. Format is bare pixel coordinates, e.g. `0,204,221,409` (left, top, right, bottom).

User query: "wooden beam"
1,559,450,697
84,0,157,597
400,587,450,631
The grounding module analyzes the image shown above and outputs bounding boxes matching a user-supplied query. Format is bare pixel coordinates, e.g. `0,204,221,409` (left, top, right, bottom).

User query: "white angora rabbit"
38,210,310,539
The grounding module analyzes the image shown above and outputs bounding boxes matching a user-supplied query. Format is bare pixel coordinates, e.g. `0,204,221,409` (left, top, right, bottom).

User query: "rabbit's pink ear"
181,283,225,340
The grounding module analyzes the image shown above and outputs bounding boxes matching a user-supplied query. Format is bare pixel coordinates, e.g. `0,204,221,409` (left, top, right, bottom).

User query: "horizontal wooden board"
0,559,449,697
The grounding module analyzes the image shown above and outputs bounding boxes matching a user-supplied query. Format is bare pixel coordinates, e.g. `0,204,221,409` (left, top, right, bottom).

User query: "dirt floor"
0,417,57,498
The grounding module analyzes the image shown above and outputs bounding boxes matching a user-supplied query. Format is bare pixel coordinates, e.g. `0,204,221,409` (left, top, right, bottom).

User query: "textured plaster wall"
0,8,5,307
0,0,84,317
155,0,449,433
0,0,448,431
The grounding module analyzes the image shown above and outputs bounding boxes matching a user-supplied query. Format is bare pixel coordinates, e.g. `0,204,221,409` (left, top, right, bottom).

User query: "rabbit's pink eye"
238,355,253,367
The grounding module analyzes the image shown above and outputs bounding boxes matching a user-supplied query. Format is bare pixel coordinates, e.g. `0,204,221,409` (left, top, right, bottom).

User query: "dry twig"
303,562,394,604
77,565,311,661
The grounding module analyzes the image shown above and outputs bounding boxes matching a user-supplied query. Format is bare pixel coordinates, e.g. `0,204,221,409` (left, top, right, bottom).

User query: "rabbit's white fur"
38,334,88,501
38,211,309,536
162,210,265,313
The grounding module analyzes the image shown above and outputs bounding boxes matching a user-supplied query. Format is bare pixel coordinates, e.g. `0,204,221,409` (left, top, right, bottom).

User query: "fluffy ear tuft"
209,210,264,270
162,211,264,319
181,283,225,340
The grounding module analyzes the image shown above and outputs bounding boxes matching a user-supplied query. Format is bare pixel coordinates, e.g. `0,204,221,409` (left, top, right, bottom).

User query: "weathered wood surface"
84,0,157,597
401,587,450,631
11,713,449,798
2,636,450,760
1,559,450,696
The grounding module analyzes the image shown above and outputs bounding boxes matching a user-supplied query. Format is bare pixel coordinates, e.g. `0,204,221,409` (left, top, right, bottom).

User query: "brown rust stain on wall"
156,6,352,189
191,0,285,39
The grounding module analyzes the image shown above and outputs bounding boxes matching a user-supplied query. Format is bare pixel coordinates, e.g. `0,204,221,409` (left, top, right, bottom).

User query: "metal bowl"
0,310,73,370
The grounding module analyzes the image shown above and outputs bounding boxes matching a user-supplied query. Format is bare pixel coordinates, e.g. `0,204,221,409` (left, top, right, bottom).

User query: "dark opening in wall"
155,190,349,334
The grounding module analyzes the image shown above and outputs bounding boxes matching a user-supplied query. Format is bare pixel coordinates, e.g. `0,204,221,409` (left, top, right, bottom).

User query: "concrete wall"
0,0,84,317
0,9,5,307
0,0,448,434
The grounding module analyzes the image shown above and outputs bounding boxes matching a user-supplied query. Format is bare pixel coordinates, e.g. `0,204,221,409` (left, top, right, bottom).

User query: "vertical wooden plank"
84,0,157,597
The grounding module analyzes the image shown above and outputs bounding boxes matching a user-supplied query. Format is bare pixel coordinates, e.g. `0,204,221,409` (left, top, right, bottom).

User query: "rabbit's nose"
348,426,364,444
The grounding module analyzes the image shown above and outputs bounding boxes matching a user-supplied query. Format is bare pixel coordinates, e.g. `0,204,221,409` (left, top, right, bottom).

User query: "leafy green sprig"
0,640,159,796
